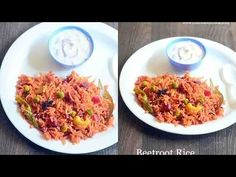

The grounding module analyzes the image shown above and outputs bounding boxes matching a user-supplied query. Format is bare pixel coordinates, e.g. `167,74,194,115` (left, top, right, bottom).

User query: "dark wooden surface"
119,22,236,155
2,22,236,155
0,22,118,155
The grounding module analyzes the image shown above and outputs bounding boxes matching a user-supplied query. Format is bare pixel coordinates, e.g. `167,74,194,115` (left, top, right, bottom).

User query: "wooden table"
119,22,236,155
0,22,118,155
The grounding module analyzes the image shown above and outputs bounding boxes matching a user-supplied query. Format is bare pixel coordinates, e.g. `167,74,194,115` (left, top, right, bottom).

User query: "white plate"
0,22,118,154
120,36,236,135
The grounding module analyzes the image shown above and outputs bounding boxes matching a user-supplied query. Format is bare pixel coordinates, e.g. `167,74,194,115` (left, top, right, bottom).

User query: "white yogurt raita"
50,28,93,66
169,40,204,64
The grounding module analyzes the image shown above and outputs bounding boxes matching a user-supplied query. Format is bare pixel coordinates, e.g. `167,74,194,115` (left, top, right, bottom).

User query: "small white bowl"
48,26,94,67
166,37,206,71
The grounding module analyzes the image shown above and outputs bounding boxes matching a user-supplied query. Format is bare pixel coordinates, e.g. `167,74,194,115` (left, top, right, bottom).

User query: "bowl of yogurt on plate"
49,26,94,67
166,37,206,71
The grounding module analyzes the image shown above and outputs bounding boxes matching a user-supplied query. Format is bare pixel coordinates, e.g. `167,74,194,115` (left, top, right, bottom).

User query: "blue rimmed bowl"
166,37,206,71
48,26,94,67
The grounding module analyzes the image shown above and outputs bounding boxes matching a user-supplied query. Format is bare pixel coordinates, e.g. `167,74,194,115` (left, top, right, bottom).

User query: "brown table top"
1,22,236,155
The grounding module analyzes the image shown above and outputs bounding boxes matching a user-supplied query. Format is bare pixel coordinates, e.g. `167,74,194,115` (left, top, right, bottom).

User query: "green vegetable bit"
16,95,38,128
16,95,29,106
69,111,77,117
183,98,189,105
87,109,93,116
61,124,68,133
142,81,149,87
199,96,204,104
172,82,179,89
23,85,30,93
150,84,157,92
175,110,181,118
134,88,153,113
33,95,40,103
57,91,64,99
24,109,38,128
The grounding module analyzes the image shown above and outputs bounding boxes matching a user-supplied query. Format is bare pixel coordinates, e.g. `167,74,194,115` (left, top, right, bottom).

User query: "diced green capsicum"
134,88,153,113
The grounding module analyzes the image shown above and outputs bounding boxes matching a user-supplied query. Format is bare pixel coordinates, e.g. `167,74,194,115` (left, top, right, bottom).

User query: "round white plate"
0,22,118,154
120,36,236,135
